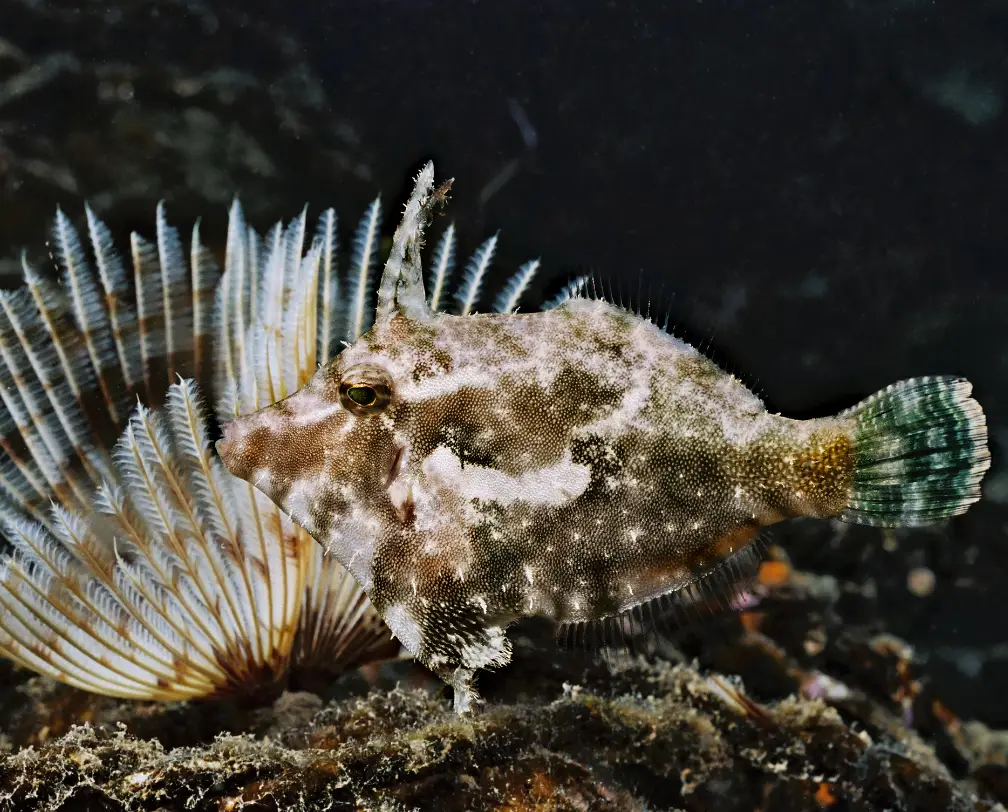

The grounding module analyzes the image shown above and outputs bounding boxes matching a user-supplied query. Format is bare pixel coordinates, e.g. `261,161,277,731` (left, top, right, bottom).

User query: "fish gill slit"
386,444,405,489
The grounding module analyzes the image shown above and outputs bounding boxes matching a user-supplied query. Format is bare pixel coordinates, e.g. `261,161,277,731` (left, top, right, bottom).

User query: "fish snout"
215,415,257,479
214,405,314,509
215,418,240,460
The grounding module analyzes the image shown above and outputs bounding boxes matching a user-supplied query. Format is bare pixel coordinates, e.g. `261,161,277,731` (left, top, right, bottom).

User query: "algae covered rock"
0,653,1000,811
0,515,1004,810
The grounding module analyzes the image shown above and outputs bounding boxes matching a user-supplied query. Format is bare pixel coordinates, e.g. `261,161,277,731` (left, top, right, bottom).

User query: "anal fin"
556,539,765,658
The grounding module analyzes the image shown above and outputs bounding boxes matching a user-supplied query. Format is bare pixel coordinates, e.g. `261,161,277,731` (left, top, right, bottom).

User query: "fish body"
217,164,990,711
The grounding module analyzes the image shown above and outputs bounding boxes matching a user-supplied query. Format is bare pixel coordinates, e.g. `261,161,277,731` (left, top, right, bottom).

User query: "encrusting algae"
0,173,553,701
217,163,989,713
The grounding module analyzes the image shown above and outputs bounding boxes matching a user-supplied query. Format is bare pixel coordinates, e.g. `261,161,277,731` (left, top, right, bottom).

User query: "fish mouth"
216,417,249,477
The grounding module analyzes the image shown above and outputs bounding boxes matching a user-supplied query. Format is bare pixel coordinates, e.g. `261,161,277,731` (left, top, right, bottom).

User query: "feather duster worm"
0,185,548,700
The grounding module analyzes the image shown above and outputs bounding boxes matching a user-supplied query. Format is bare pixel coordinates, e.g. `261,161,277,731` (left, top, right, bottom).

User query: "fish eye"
346,385,377,407
338,363,394,416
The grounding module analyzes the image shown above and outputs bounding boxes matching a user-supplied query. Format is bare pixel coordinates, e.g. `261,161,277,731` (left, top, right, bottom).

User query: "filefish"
217,163,990,712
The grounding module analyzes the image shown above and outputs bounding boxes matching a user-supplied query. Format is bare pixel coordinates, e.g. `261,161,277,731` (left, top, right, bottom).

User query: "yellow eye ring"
338,363,394,416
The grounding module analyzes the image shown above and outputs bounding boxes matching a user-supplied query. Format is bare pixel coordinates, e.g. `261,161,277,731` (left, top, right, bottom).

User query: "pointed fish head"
215,316,410,588
215,304,533,589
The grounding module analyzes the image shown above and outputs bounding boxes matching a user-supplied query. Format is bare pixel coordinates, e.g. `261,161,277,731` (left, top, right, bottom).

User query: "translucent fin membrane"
556,541,764,662
841,376,990,527
0,190,559,700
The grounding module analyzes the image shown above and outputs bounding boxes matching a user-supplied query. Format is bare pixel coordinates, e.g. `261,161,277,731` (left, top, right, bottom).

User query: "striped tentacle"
0,187,557,700
427,221,456,312
454,232,499,316
315,209,340,367
344,197,382,342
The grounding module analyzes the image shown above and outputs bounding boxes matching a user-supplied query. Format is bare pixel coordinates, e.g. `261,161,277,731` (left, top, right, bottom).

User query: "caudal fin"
841,376,990,527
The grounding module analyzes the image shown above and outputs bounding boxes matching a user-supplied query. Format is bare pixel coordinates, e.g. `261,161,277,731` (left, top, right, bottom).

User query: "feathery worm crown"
0,172,559,700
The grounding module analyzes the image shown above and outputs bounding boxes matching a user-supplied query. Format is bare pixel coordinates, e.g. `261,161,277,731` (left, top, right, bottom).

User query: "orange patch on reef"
815,782,838,807
759,560,791,587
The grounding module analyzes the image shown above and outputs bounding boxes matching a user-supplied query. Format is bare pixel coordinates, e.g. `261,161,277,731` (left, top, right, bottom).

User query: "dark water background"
2,0,1007,727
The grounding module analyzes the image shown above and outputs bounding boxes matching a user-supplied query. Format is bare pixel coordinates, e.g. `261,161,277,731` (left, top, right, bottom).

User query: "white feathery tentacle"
0,294,96,511
315,209,339,366
20,258,94,410
85,203,141,392
131,231,165,405
544,274,590,310
52,208,125,424
428,222,456,312
258,221,287,405
0,287,109,486
214,200,247,417
493,258,541,314
454,232,499,316
0,354,70,508
156,202,194,387
0,171,545,700
345,196,382,341
190,219,220,389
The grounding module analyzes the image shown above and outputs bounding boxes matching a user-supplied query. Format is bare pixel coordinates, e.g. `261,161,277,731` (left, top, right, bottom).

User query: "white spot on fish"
421,446,590,508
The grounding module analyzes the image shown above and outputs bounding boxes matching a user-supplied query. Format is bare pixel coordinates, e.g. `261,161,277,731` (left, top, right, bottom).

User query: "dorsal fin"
375,162,441,325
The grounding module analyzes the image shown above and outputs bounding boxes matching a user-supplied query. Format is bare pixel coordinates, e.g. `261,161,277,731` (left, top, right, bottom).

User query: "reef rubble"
0,609,1005,811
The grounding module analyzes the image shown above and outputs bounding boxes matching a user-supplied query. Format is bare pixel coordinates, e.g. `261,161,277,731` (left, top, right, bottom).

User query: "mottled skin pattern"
216,165,986,712
218,296,853,709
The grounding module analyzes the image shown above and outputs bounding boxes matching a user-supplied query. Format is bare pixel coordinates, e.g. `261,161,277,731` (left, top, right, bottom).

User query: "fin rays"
556,540,764,660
